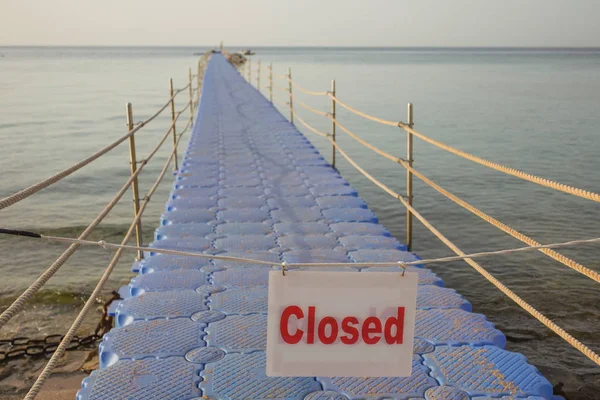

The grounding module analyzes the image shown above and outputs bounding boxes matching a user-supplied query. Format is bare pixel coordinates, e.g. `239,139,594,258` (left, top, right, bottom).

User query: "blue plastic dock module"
78,54,559,400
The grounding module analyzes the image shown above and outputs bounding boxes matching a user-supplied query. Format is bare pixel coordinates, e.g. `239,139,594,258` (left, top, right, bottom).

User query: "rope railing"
399,159,600,284
291,95,330,117
280,75,329,96
331,136,405,201
329,92,399,127
175,83,192,92
0,86,189,211
318,114,600,284
272,82,289,93
9,207,600,370
329,114,402,163
0,104,191,331
178,116,193,136
322,103,600,281
0,57,204,398
0,57,205,336
24,129,189,400
278,75,600,203
33,234,600,271
397,186,600,367
291,110,329,138
146,104,190,163
240,58,600,367
290,110,600,366
264,71,600,279
271,91,283,103
398,122,600,203
21,58,203,396
271,93,292,116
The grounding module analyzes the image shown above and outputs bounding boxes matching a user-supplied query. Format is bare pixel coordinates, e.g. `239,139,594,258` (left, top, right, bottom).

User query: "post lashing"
188,68,194,125
169,78,179,171
257,60,261,92
406,103,414,251
331,79,337,169
269,63,273,103
288,67,294,124
125,103,144,261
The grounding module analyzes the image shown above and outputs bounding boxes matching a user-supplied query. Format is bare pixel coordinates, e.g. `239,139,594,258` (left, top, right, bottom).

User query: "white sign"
266,270,417,377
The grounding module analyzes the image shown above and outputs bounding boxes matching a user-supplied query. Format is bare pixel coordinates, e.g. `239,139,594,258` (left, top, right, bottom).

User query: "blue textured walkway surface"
77,55,559,400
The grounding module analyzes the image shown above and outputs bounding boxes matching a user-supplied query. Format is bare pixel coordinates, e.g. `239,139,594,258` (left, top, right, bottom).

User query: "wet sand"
0,350,97,399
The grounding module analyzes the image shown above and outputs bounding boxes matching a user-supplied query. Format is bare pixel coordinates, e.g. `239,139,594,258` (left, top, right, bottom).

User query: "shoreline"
0,350,97,399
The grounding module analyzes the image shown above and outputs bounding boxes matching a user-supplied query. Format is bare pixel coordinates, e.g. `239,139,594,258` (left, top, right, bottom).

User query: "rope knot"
397,261,407,276
98,240,109,250
281,262,288,276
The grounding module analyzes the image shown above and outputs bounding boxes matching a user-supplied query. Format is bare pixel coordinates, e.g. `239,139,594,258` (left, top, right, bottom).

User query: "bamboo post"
269,63,273,103
406,103,414,251
249,58,252,82
169,78,178,171
257,60,261,92
331,79,336,169
288,68,294,124
125,103,143,260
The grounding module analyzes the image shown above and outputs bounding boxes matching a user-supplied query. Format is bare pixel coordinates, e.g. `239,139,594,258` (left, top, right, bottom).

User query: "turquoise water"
1,47,599,398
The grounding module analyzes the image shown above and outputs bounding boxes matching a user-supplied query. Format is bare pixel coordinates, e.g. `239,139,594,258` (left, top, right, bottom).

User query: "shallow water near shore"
0,46,599,398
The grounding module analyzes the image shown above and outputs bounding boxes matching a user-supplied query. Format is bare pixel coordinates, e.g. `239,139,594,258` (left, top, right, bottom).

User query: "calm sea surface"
0,47,599,398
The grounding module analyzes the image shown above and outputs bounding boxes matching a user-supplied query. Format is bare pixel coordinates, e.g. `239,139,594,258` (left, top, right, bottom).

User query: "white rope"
24,129,190,400
321,126,600,366
0,87,189,211
0,106,189,331
39,234,600,269
42,237,280,267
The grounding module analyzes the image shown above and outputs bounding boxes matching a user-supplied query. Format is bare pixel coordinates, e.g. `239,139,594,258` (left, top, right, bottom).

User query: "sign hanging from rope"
266,270,418,377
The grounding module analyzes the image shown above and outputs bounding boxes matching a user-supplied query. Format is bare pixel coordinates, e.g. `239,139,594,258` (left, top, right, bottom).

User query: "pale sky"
1,0,598,47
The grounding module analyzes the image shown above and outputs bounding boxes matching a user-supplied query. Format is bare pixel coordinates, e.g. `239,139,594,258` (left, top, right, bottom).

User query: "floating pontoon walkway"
77,55,559,400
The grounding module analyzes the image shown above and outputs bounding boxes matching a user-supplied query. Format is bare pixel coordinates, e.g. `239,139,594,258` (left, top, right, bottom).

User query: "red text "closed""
280,306,405,345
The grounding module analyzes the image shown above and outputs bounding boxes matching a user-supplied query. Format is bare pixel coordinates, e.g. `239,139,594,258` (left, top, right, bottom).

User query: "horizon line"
1,45,600,50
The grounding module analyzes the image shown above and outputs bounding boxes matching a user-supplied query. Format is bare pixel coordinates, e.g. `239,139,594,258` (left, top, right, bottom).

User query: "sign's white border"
267,270,418,377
